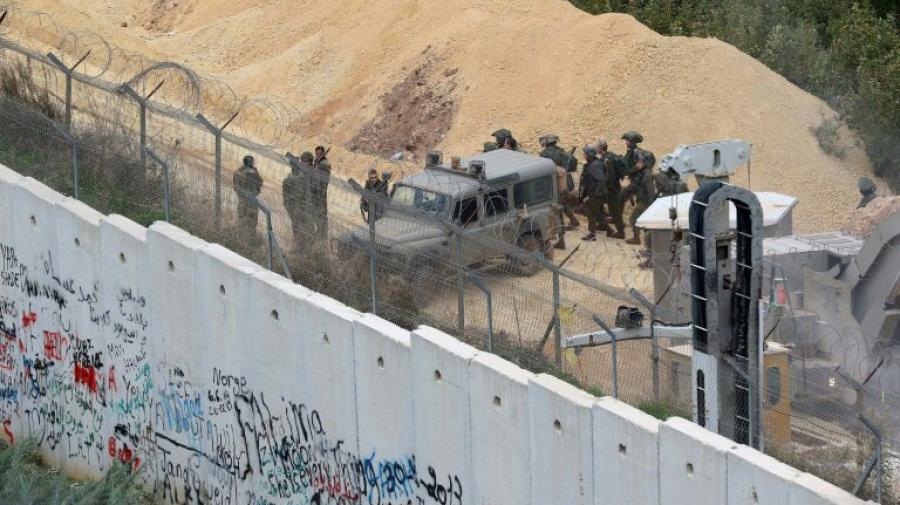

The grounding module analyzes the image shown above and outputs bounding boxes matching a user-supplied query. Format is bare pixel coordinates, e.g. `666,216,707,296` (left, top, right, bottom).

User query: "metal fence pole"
467,273,493,353
594,315,619,399
853,415,883,503
629,288,660,401
46,51,91,128
456,230,465,338
367,196,378,315
553,269,562,367
50,121,78,198
143,147,171,222
197,112,239,232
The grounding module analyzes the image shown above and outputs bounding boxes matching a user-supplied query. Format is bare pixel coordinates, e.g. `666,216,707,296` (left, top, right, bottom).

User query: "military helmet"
582,145,598,157
300,151,314,162
595,139,608,151
483,141,498,152
492,128,512,139
858,176,876,195
543,134,559,146
243,155,255,166
622,131,644,143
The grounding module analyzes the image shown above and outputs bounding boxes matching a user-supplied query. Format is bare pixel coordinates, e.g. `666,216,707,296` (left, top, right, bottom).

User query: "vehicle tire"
511,233,542,276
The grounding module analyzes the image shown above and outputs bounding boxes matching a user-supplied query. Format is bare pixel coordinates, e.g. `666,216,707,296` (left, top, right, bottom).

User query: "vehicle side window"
454,198,479,226
513,176,553,208
484,189,510,217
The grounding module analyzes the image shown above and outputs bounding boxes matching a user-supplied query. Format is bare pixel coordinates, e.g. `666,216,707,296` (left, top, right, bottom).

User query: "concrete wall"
0,164,871,505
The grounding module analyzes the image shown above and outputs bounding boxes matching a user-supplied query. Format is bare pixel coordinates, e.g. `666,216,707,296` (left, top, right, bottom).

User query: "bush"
812,117,847,159
637,400,691,421
0,439,155,505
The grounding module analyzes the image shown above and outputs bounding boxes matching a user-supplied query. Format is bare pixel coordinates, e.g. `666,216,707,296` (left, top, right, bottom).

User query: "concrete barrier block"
0,163,23,239
528,373,596,505
243,269,311,393
411,326,476,505
146,222,207,369
194,243,261,374
659,417,735,505
727,445,797,505
469,353,533,505
791,472,868,505
296,293,361,450
593,397,661,505
353,315,413,451
352,314,417,504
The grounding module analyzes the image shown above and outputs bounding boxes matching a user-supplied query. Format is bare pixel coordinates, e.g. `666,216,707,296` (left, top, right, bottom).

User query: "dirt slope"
10,0,887,232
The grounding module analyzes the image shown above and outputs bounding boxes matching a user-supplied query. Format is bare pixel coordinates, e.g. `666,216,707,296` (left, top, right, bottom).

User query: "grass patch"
0,439,154,505
638,400,691,421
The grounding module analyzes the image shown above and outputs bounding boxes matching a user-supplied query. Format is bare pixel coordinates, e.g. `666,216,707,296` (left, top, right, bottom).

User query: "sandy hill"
9,0,886,232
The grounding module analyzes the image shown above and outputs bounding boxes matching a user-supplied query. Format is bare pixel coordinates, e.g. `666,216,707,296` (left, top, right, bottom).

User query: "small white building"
636,191,798,323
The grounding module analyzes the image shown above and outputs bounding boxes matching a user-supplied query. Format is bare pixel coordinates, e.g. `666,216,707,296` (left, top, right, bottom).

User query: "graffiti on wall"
0,238,462,505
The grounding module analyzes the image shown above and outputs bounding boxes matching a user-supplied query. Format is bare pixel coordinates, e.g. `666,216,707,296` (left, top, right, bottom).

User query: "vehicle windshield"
392,184,451,217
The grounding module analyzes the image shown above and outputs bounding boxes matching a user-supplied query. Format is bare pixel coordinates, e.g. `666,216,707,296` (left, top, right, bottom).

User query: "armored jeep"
341,149,561,279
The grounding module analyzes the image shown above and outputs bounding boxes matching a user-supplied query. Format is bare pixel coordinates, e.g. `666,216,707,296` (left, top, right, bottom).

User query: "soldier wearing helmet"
233,154,263,242
283,151,314,251
578,145,612,241
492,128,520,151
540,134,580,233
858,177,877,209
622,131,656,177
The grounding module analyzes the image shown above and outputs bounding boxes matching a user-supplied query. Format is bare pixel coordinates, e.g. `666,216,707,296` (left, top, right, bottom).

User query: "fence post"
629,288,660,401
197,112,239,232
118,81,164,171
143,147,171,222
552,269,562,367
593,315,619,399
467,273,493,353
46,51,91,128
50,122,79,199
456,230,465,338
367,194,378,315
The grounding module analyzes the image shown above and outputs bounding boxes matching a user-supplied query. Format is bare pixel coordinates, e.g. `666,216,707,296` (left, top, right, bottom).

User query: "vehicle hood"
350,217,448,248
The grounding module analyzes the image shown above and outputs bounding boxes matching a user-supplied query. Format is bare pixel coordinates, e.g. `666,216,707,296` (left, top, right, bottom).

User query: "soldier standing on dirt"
579,145,611,242
621,153,655,246
283,151,313,251
597,140,626,239
233,155,263,242
311,146,331,238
362,167,391,223
539,134,580,231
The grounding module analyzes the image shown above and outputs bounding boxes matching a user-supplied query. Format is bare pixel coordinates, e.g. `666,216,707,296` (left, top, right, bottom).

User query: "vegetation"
571,0,900,191
637,399,691,420
0,440,155,505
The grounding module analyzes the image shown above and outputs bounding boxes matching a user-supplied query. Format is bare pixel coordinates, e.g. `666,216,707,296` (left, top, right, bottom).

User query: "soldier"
283,151,313,250
597,140,626,239
858,177,877,208
483,141,499,152
621,153,656,246
492,128,520,151
362,167,391,223
579,145,611,241
539,134,580,230
311,146,331,237
233,155,263,241
622,131,656,177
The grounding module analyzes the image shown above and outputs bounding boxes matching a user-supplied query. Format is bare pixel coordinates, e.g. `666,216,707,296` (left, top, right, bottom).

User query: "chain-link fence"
1,6,897,502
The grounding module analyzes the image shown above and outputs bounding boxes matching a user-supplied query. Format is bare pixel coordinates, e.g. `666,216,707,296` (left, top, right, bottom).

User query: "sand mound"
846,197,900,238
11,0,889,232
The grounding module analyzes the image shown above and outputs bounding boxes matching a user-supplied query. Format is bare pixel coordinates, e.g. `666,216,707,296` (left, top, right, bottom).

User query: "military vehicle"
338,149,561,281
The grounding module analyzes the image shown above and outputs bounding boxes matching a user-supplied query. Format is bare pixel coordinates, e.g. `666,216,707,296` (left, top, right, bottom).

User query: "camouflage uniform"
362,175,390,223
233,157,263,239
600,151,626,238
283,152,313,250
311,152,331,238
483,141,499,152
539,136,580,231
579,148,610,240
621,157,656,244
